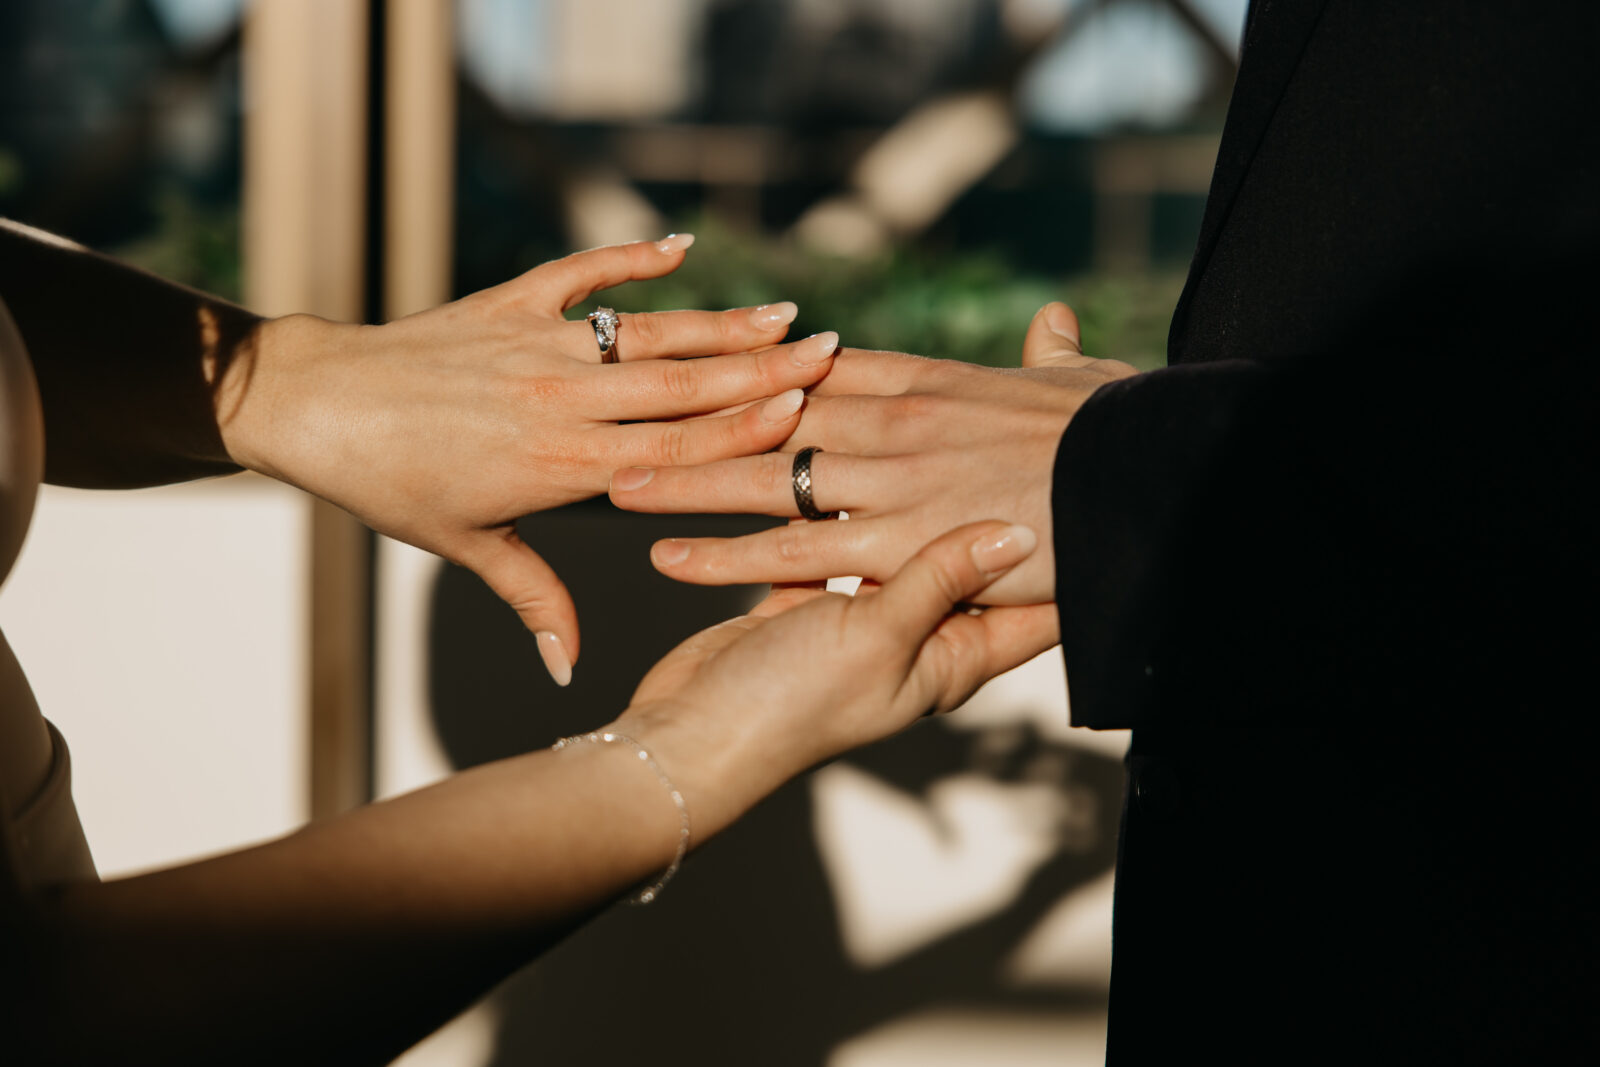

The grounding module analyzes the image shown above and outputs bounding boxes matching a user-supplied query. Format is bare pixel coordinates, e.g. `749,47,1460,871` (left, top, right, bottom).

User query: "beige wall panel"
0,481,310,877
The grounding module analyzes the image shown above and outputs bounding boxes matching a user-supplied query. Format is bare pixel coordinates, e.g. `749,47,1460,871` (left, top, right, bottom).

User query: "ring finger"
564,302,799,363
609,450,890,518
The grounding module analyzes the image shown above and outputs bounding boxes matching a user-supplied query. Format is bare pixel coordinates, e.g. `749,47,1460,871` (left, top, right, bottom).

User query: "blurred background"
0,1,1245,1063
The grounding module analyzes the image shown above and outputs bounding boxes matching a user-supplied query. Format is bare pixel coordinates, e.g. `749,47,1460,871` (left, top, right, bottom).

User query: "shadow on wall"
427,502,1122,1067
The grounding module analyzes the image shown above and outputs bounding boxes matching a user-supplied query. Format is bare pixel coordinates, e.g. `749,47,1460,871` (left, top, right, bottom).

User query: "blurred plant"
98,198,1184,370
112,186,242,303
0,149,21,198
606,218,1180,372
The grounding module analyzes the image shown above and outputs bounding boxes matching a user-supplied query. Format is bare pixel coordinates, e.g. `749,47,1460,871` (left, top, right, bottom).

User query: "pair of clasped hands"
219,235,1134,794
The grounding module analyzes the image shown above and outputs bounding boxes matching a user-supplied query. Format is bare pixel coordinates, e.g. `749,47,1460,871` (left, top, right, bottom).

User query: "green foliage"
112,187,242,303
606,219,1182,372
99,199,1184,371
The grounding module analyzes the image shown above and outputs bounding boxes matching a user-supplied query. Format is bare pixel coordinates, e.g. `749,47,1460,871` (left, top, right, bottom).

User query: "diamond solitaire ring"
587,306,621,363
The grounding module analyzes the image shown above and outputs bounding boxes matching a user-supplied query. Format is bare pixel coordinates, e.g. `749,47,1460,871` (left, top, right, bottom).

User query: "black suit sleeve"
1051,269,1599,733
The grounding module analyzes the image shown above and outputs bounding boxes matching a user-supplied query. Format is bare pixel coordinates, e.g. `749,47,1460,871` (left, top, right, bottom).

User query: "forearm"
4,514,1043,1063
9,733,713,1065
0,219,256,487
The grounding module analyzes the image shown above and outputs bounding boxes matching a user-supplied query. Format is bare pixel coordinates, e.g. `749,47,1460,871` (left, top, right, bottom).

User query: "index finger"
519,234,698,315
804,347,944,397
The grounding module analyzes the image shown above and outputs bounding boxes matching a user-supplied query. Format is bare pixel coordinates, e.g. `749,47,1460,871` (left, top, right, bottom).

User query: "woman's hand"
609,521,1059,838
609,302,1136,607
217,236,838,681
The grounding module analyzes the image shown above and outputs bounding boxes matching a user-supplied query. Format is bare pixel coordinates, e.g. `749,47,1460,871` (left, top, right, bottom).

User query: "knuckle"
929,560,971,606
892,393,942,421
527,436,587,486
925,627,969,679
930,632,984,709
740,354,774,397
772,523,811,565
628,312,667,350
658,359,702,404
762,451,793,493
716,309,744,340
512,372,567,407
506,587,556,616
651,422,691,467
909,539,974,602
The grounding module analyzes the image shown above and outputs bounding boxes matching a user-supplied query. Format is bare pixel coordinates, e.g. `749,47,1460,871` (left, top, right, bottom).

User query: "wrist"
214,312,339,481
607,699,804,845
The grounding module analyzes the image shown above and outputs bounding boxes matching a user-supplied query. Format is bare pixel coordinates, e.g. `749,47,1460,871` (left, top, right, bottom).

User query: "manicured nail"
749,301,798,331
970,524,1038,577
611,466,655,492
656,233,695,254
535,631,573,688
652,540,691,566
790,331,839,366
1044,303,1079,344
761,388,805,423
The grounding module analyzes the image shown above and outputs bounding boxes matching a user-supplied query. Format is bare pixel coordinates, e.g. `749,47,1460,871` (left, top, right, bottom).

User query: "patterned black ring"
791,446,837,521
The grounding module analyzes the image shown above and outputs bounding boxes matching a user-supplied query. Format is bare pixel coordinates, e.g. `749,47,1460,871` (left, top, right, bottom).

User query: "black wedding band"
791,446,837,521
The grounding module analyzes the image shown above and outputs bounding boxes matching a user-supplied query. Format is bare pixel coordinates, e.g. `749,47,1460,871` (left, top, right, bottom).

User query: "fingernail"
535,631,573,688
1044,303,1079,343
790,331,839,366
749,301,798,331
656,232,695,254
970,524,1038,577
652,540,691,566
761,388,805,423
611,466,655,492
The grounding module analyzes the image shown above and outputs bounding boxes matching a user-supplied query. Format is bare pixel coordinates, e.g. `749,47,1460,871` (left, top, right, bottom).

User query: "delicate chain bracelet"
551,730,690,905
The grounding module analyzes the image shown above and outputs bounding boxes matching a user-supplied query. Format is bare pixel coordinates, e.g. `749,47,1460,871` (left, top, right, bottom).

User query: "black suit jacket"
1052,3,1598,1060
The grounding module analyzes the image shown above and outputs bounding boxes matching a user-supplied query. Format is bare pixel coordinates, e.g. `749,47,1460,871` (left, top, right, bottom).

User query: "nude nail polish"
971,524,1038,577
535,631,573,687
653,540,691,566
656,233,696,254
611,467,655,492
761,388,805,423
750,302,799,330
1045,303,1080,345
790,331,839,366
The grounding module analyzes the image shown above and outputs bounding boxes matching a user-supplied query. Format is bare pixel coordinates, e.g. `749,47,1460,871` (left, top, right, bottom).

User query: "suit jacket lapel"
1168,0,1331,362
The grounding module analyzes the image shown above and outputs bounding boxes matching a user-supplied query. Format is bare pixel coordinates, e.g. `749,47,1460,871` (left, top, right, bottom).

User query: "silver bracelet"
551,730,690,905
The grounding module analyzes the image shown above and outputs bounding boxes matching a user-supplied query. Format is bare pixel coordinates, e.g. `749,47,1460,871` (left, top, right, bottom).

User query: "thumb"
1021,301,1086,368
857,521,1039,650
464,530,581,687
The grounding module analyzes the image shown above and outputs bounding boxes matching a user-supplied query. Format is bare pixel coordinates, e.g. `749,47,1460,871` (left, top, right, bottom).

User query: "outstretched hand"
217,236,837,682
609,301,1136,609
611,520,1058,837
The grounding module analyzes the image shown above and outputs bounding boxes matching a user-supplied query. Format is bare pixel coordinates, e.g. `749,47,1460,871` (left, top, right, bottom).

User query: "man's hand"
608,302,1136,609
218,237,836,683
